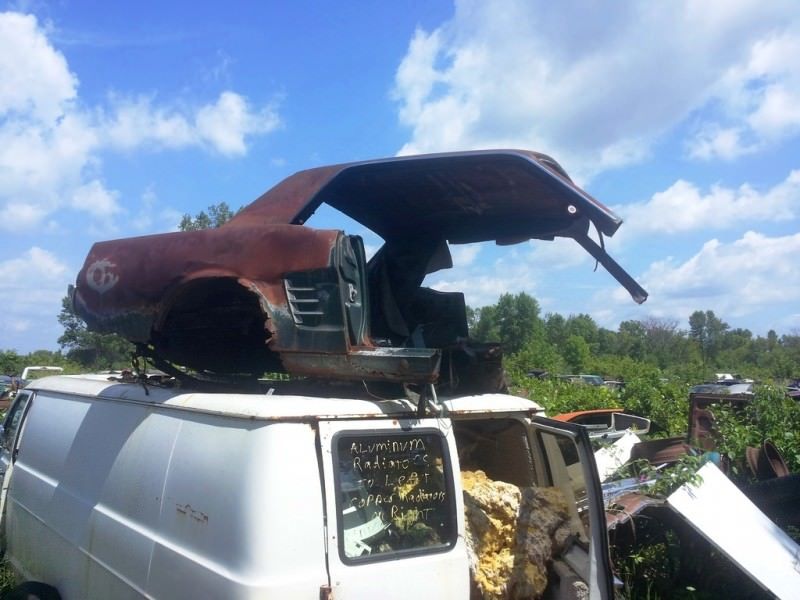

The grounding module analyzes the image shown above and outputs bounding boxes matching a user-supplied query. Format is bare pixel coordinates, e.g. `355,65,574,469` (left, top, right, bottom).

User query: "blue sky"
2,0,800,353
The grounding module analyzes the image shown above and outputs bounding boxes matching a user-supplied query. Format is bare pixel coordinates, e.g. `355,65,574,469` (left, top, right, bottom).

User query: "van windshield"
334,431,456,562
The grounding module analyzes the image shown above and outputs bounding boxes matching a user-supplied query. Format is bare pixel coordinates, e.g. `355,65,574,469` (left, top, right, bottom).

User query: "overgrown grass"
0,559,17,596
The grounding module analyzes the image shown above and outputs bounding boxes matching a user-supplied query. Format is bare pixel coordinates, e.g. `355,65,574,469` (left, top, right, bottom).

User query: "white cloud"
103,90,280,156
130,186,184,232
0,247,72,350
71,179,122,219
0,11,77,122
449,243,481,267
195,91,281,156
687,126,757,160
618,170,800,236
431,272,532,308
0,246,68,281
0,11,283,232
0,202,49,230
688,31,800,159
608,230,800,322
429,238,591,307
393,0,800,176
103,95,196,150
527,236,591,270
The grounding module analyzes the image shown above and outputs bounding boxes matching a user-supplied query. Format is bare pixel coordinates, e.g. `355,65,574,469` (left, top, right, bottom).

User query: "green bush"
619,375,689,437
712,385,800,477
510,376,620,415
0,560,16,596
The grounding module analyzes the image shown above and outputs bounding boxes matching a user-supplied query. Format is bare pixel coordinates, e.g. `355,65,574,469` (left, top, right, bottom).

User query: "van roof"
26,375,543,421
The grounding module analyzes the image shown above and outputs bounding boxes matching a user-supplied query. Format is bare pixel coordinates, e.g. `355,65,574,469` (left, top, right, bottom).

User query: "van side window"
334,431,456,562
2,390,32,454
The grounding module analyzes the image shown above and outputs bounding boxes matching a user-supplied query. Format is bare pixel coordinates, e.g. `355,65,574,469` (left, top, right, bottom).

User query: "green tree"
688,309,729,367
564,313,598,346
472,305,498,342
563,335,590,372
595,327,617,356
641,317,687,369
0,350,23,376
497,293,544,354
616,320,646,361
57,296,133,369
179,202,237,231
544,313,567,347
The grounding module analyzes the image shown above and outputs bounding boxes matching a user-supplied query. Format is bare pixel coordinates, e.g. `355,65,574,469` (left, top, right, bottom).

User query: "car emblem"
86,259,119,294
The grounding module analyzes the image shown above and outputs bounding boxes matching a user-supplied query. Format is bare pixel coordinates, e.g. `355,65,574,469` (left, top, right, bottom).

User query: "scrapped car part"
667,462,800,600
742,473,800,534
593,431,642,481
745,440,790,480
19,366,64,381
72,150,647,384
553,409,651,442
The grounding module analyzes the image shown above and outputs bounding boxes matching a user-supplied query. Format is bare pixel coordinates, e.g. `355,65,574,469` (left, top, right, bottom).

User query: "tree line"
3,201,798,383
4,288,797,384
471,292,799,384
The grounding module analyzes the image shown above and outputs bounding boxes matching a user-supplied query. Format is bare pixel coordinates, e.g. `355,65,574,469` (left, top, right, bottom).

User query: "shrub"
712,385,800,477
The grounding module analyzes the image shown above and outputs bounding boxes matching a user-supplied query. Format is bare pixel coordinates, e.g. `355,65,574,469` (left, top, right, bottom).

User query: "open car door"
529,416,615,599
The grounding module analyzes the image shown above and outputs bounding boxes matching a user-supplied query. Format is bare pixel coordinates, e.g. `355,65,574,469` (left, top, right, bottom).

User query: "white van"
0,375,613,599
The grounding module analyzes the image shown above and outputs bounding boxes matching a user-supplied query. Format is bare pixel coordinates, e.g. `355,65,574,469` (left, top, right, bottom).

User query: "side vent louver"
285,278,325,326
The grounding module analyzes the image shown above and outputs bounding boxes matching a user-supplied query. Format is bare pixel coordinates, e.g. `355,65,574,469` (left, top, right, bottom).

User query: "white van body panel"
1,375,611,599
6,386,328,599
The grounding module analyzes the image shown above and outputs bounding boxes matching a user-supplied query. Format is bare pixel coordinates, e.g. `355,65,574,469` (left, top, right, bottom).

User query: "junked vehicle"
558,375,605,387
71,149,646,389
553,408,651,442
1,376,615,599
1,150,647,599
19,366,64,383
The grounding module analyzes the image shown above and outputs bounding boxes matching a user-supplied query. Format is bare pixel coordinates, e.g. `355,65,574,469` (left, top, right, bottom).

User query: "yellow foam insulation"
462,470,572,599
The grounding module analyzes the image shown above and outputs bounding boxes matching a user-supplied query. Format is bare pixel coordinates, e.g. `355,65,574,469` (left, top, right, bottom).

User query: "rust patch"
176,503,209,524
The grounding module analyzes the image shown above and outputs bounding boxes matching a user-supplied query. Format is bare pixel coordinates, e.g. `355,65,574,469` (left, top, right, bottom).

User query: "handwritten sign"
337,432,454,557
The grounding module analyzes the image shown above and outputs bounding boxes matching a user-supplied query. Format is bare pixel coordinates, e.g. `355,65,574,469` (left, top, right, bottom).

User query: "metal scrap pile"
461,470,572,599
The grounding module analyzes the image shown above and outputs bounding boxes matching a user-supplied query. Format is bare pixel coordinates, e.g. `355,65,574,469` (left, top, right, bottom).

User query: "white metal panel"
8,390,329,599
28,376,544,421
668,462,800,600
593,431,641,482
146,419,328,599
441,393,544,414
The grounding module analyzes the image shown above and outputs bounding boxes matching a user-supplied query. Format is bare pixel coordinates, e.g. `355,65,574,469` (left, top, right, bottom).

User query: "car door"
0,390,33,478
318,417,469,599
529,416,615,599
0,389,34,547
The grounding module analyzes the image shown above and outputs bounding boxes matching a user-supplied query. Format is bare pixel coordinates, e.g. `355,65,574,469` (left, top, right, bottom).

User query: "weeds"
0,559,17,596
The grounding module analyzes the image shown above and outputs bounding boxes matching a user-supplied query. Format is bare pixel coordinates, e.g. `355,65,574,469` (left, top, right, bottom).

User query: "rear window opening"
453,418,593,599
304,203,506,394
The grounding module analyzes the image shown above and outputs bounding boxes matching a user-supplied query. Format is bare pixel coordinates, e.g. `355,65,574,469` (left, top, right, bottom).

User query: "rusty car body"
72,150,646,386
553,408,651,442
